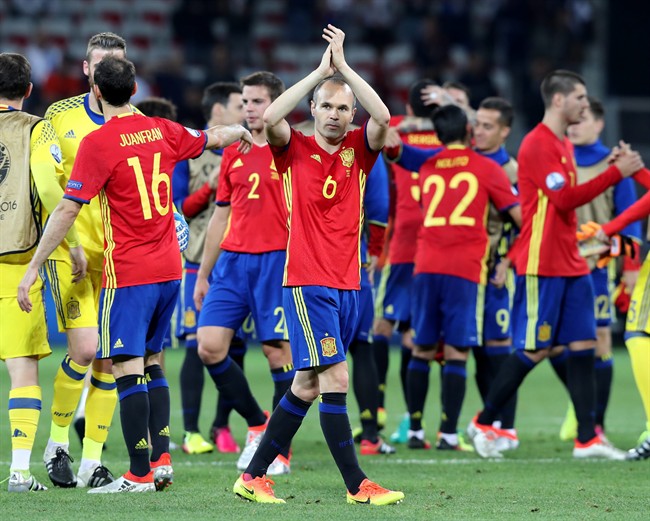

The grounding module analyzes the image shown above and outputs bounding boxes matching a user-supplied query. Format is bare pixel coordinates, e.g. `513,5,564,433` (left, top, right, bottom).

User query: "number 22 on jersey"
422,171,478,227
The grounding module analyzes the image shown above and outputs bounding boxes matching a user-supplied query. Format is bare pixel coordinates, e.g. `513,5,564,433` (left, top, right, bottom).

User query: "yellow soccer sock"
83,370,117,459
50,355,90,444
9,386,41,459
626,335,650,427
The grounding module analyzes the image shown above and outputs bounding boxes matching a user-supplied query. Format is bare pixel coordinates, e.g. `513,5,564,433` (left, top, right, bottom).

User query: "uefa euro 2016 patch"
545,172,565,191
66,180,83,190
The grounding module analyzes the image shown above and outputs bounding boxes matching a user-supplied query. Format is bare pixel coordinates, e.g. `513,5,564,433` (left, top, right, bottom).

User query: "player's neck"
542,112,568,140
0,98,22,110
314,132,344,154
102,104,133,122
252,128,267,146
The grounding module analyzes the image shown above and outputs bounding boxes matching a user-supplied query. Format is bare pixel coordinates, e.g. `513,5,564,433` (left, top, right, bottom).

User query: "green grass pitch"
1,345,648,520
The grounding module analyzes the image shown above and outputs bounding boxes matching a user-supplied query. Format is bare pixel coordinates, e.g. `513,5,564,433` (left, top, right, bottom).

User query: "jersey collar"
573,140,610,167
83,93,105,125
0,104,17,112
479,146,510,166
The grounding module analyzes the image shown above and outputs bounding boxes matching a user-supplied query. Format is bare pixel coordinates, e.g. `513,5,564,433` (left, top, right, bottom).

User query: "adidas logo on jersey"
159,426,170,437
64,129,76,139
12,428,27,438
310,154,321,163
232,158,244,168
135,438,149,450
113,338,124,348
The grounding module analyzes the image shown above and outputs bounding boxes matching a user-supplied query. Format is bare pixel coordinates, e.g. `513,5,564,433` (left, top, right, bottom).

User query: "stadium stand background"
2,0,648,154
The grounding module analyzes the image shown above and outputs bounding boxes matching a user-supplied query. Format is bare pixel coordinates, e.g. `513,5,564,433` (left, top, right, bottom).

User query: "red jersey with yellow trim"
64,113,207,288
388,115,441,264
216,142,287,253
517,123,623,277
415,145,518,284
271,126,379,290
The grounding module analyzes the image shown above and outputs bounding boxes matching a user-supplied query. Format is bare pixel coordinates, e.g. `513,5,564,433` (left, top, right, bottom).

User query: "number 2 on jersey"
423,171,478,227
128,153,170,220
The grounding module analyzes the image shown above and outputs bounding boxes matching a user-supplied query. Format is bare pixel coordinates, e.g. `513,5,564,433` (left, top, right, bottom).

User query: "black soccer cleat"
45,447,77,488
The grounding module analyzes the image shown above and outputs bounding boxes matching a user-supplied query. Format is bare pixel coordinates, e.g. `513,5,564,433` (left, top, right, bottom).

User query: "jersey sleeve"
394,144,439,172
364,157,389,227
215,146,235,206
64,135,110,203
269,129,296,175
162,119,207,162
523,139,622,212
602,188,650,237
613,177,643,240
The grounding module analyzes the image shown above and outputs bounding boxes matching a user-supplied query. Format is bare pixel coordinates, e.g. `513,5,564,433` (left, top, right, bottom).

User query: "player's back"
68,113,206,288
415,145,517,284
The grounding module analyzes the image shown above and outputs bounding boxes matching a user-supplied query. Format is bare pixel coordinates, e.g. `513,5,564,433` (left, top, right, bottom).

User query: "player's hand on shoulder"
69,245,88,283
383,127,403,150
236,125,254,154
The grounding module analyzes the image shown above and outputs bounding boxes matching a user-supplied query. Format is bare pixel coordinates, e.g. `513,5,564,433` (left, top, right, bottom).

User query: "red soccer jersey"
388,115,442,264
271,126,379,289
64,113,206,288
414,145,518,284
516,123,622,277
216,142,288,253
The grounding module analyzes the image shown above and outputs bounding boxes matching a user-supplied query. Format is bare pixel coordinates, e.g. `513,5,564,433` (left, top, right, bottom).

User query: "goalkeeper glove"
174,212,189,252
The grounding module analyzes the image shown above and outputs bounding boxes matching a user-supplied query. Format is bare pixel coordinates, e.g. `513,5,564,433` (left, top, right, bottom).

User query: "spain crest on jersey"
320,336,338,357
339,147,355,168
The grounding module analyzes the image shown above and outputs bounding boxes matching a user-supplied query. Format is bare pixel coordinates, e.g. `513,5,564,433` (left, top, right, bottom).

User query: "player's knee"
197,341,227,364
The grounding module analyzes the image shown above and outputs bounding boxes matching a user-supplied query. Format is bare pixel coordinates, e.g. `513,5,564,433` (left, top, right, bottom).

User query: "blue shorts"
483,272,514,342
512,275,596,350
175,262,200,340
411,273,484,348
198,250,287,342
355,269,373,342
284,286,358,370
97,280,180,359
375,262,413,324
591,266,612,327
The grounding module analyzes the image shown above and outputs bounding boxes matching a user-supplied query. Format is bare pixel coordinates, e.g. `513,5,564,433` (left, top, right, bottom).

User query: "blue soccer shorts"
375,262,414,324
483,270,515,342
512,274,596,351
175,261,200,342
355,269,374,343
411,273,484,348
591,266,613,328
198,250,287,342
97,280,181,359
284,286,358,370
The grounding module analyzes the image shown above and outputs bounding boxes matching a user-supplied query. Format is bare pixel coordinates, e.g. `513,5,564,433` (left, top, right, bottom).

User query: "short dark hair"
136,96,177,121
201,82,241,121
0,53,31,100
86,32,127,61
587,96,605,120
478,96,514,127
540,69,585,108
442,80,471,99
241,71,285,102
408,78,437,118
312,75,356,107
93,55,135,107
432,104,468,144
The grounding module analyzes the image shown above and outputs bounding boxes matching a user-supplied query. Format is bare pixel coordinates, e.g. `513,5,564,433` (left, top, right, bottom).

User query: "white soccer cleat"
8,471,48,492
573,437,626,460
266,455,291,476
494,430,520,452
76,464,114,488
237,427,266,471
87,473,155,494
472,430,504,459
151,453,173,491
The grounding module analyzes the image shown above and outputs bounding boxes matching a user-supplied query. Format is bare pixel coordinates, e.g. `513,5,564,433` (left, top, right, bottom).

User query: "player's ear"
24,82,33,100
92,84,102,101
132,81,138,97
500,125,511,140
310,99,316,117
83,60,90,78
351,106,356,121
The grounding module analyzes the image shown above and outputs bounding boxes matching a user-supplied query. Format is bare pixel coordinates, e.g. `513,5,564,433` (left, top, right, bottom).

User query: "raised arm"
205,124,253,154
325,25,390,150
264,41,335,147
